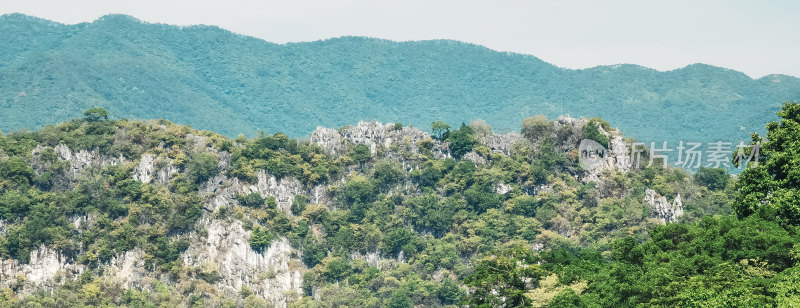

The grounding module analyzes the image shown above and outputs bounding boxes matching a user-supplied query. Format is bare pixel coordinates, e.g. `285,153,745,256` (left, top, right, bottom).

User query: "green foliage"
235,192,267,208
438,278,465,305
446,123,476,159
334,176,376,210
464,244,542,307
0,157,34,188
582,120,609,148
694,167,730,190
469,119,493,137
249,227,275,252
529,139,569,184
185,152,219,184
734,102,800,223
301,238,327,268
372,160,404,191
406,195,463,236
386,289,413,308
549,289,583,308
431,121,451,141
522,115,549,140
230,132,340,185
0,16,795,157
2,109,795,307
290,194,308,216
83,107,109,122
382,227,418,257
349,144,372,165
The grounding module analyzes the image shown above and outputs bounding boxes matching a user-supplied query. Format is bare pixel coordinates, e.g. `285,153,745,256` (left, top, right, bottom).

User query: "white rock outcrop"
183,218,304,308
203,170,328,215
480,132,524,156
133,154,178,185
50,144,125,179
0,246,83,292
311,121,449,159
644,189,684,223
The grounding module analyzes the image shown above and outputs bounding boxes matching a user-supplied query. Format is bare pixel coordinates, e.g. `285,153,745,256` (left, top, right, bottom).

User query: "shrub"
447,123,476,159
521,115,549,140
291,195,309,216
83,107,109,122
249,227,275,252
469,119,493,137
184,152,219,184
431,121,451,140
349,144,372,165
235,192,266,208
694,167,730,190
582,120,609,148
372,160,405,190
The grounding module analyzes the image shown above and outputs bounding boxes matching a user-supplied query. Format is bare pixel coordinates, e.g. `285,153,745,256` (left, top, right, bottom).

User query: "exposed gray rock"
554,115,588,151
566,115,632,183
644,189,684,223
54,144,125,178
581,135,632,182
606,136,632,173
481,132,524,156
495,183,513,195
202,170,329,215
186,133,210,152
32,144,126,180
0,246,84,293
350,251,382,269
311,121,449,159
182,218,304,308
310,127,345,155
133,154,178,185
463,151,487,165
105,249,150,290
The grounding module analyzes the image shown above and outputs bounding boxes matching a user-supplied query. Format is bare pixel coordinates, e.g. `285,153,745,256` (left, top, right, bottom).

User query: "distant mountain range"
2,13,799,147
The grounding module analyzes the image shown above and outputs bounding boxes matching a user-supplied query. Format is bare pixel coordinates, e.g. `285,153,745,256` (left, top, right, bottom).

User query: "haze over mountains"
2,13,799,146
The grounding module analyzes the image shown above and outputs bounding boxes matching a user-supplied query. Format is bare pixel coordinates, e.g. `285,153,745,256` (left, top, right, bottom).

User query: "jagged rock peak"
644,189,684,223
310,120,449,158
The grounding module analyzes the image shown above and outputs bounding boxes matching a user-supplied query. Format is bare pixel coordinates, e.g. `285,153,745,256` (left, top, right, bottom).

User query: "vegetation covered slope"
2,14,799,148
1,103,777,307
463,102,800,307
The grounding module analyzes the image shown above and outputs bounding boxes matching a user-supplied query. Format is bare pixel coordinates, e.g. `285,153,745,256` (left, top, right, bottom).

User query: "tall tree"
733,101,800,223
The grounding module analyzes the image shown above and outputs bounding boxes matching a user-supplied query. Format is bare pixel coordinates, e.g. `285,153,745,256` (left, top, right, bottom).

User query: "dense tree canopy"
733,102,800,224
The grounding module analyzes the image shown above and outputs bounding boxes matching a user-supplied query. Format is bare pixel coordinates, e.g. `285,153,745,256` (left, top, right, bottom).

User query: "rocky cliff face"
30,144,127,190
480,132,524,156
644,189,684,223
182,218,304,308
2,118,642,306
132,154,178,185
310,118,633,183
202,170,327,215
2,142,310,307
0,226,304,308
311,121,449,159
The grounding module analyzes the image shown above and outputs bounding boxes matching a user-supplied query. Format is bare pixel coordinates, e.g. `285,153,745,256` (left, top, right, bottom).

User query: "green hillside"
0,103,799,306
2,14,798,149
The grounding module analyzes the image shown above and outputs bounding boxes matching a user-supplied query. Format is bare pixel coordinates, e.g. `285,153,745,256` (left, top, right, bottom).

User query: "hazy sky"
4,0,799,78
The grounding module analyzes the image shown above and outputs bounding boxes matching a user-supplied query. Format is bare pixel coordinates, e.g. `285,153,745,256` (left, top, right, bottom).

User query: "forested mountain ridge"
0,105,764,307
2,13,799,148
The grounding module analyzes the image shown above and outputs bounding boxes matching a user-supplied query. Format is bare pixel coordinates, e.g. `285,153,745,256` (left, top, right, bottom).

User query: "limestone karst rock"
644,189,684,223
